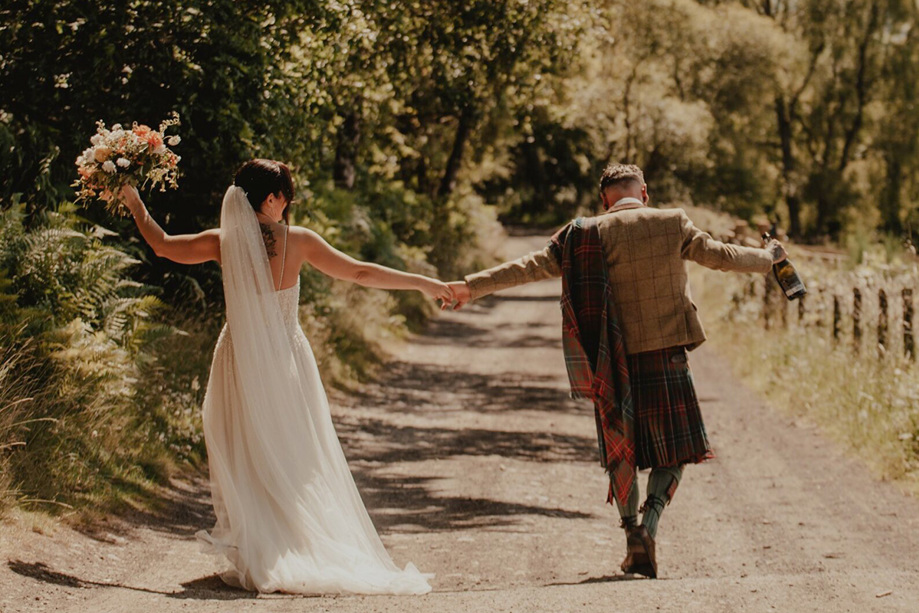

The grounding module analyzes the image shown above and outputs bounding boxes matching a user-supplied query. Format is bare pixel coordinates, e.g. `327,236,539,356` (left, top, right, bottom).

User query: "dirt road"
3,234,918,613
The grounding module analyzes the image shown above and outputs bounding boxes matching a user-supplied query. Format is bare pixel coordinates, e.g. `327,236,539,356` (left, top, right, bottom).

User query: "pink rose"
93,146,112,162
145,132,163,150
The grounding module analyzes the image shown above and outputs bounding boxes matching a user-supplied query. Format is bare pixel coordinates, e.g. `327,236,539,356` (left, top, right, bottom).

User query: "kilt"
628,346,714,469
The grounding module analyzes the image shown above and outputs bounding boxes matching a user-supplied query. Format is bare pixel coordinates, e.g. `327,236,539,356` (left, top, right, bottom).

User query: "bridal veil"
195,185,431,594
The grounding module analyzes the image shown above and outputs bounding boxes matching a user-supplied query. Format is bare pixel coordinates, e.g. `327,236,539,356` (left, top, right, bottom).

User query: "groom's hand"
446,281,471,310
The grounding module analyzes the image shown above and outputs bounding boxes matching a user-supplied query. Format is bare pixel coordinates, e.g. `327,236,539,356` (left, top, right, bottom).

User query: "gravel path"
2,234,918,613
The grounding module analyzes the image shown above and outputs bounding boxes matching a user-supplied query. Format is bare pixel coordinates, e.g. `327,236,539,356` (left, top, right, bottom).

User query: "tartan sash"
549,218,636,507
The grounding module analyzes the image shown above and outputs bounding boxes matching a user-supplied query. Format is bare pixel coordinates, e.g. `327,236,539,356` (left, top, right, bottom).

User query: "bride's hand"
119,185,143,215
100,184,143,216
418,277,455,307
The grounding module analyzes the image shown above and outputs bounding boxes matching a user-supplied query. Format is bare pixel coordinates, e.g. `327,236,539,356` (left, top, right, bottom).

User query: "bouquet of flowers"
74,112,181,215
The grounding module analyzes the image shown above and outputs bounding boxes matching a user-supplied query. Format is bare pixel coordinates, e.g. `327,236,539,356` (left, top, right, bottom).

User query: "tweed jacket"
465,205,774,355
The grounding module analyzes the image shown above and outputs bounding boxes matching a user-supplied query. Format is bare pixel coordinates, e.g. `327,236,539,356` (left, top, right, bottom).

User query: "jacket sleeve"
464,244,562,301
679,210,773,274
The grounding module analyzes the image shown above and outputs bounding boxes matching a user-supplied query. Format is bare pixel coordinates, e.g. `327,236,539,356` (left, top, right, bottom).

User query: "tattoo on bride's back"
259,223,277,258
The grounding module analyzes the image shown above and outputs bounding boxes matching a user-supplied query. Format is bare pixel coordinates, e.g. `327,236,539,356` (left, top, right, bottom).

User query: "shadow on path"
415,306,560,350
6,560,263,601
342,362,584,417
338,418,595,466
70,477,216,544
355,474,595,532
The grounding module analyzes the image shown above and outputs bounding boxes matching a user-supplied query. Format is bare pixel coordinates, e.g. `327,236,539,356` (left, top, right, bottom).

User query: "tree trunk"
333,106,361,191
881,154,903,234
775,96,801,237
438,104,475,198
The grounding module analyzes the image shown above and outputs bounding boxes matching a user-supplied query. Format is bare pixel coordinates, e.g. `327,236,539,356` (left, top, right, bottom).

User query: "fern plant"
0,203,188,513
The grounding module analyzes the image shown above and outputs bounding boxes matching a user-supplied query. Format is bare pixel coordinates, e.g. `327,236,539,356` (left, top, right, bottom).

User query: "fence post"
833,295,841,342
853,288,862,353
878,288,888,357
905,288,915,361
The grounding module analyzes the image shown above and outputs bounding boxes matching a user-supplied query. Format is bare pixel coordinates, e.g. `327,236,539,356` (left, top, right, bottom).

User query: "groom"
449,163,785,578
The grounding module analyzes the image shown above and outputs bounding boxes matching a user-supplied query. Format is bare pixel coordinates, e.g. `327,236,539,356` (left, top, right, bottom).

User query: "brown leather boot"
621,525,654,577
621,525,657,578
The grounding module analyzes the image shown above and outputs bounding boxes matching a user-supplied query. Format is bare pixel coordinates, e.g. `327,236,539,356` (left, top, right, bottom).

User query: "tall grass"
691,242,919,491
0,204,216,517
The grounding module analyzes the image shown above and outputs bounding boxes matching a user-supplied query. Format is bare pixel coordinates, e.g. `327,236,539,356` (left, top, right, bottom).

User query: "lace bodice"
278,278,300,328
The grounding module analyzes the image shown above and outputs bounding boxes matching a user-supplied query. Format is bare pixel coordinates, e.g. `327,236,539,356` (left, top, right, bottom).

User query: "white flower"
102,160,117,173
111,123,122,131
153,144,167,155
90,134,104,146
167,135,181,147
111,129,125,141
80,147,94,163
116,157,131,168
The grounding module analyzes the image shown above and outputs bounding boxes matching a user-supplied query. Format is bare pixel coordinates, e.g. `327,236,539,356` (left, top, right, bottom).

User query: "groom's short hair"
599,163,645,193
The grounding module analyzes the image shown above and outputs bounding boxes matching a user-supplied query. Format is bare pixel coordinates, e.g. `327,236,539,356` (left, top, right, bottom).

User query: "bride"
115,159,445,595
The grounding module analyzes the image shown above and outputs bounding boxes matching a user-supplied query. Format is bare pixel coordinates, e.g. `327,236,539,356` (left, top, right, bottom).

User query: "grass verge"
692,260,919,493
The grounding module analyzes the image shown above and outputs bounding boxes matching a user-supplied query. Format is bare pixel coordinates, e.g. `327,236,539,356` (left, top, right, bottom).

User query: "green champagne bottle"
762,232,806,300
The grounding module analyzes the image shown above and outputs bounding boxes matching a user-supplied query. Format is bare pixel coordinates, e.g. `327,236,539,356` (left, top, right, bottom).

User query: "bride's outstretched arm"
292,227,454,304
118,185,221,265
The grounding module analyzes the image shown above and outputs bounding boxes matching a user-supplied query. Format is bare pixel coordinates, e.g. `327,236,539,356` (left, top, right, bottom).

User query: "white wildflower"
90,134,104,146
111,129,125,140
153,144,167,155
167,135,181,146
111,123,122,131
116,157,130,168
102,160,117,173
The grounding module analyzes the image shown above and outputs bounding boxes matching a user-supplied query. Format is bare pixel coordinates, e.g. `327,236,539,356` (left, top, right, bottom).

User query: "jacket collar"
604,197,646,214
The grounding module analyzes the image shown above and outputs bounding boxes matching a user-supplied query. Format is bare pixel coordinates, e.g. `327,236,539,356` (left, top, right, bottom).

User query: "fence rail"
740,277,916,361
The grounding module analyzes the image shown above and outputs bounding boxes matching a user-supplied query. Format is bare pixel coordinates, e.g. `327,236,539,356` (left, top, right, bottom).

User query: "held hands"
418,277,456,308
446,281,470,310
418,278,470,311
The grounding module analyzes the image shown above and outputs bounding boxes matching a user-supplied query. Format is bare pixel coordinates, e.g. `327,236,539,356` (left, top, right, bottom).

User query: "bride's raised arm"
118,184,221,265
290,227,454,304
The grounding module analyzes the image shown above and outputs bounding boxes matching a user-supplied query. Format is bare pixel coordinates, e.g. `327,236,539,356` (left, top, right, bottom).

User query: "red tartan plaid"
549,218,636,507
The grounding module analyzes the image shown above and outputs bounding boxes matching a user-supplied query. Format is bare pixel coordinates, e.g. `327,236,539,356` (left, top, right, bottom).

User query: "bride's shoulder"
198,228,221,243
287,226,330,253
288,225,322,241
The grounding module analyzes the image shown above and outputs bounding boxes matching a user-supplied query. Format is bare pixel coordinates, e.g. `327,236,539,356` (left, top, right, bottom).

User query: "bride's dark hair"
234,159,295,224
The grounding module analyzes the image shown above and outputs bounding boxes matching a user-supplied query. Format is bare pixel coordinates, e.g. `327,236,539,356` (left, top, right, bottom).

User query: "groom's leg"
612,471,640,528
640,465,683,539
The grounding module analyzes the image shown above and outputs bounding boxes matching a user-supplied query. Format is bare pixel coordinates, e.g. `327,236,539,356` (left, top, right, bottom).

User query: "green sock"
641,465,683,539
613,471,640,528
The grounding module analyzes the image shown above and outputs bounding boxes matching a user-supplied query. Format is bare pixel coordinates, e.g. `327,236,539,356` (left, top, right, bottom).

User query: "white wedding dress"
195,186,431,595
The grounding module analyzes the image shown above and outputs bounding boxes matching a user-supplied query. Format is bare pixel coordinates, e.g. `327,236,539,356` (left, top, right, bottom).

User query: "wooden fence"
744,277,915,361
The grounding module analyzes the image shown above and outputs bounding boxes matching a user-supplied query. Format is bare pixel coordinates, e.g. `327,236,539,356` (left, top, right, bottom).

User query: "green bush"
0,204,212,514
